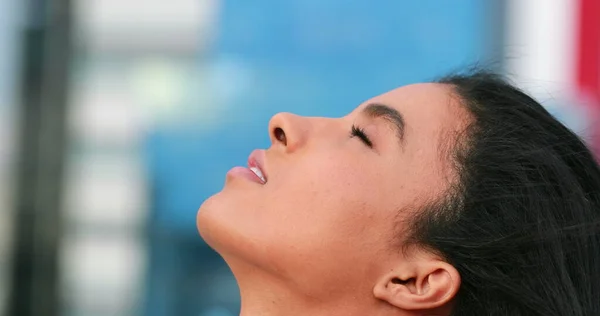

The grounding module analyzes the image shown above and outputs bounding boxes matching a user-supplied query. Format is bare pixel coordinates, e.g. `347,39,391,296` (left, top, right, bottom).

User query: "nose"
268,112,308,152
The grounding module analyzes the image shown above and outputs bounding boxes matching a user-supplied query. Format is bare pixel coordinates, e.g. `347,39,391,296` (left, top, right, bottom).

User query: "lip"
225,149,268,185
248,149,268,183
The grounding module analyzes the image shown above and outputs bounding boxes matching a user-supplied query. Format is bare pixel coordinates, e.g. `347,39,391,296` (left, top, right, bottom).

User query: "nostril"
273,127,287,145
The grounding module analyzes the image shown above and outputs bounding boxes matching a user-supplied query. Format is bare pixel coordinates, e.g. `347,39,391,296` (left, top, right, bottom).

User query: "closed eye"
350,124,373,148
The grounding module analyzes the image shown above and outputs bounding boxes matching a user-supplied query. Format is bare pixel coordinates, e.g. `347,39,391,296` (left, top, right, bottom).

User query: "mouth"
248,150,268,184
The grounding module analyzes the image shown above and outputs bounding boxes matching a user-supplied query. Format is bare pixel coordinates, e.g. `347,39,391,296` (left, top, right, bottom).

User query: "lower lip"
226,166,265,184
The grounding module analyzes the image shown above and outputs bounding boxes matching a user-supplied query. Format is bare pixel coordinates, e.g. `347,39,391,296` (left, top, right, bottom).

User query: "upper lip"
248,149,268,183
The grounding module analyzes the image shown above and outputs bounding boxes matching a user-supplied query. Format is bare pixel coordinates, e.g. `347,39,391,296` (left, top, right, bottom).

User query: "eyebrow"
361,102,406,143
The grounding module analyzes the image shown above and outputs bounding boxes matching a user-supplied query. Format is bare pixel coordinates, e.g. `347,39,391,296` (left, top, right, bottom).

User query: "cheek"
258,157,399,286
268,153,389,245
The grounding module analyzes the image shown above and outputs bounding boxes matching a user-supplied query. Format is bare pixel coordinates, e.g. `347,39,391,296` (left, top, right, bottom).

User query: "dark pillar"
7,0,72,315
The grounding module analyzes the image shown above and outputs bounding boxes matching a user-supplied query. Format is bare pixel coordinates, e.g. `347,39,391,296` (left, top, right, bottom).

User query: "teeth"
249,166,266,183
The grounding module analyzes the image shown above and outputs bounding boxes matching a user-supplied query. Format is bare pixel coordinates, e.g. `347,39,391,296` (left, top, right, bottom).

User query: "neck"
228,260,400,316
238,279,310,316
234,263,323,316
238,286,369,316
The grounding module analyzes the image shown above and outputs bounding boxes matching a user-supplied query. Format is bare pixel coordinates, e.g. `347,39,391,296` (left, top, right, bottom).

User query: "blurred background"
0,0,598,315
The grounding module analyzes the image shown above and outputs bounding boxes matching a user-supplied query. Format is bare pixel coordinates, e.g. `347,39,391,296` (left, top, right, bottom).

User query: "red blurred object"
576,0,600,156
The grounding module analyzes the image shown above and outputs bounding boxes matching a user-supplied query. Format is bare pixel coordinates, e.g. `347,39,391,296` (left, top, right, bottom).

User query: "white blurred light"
61,234,146,313
505,0,577,95
64,155,147,227
75,0,220,54
504,0,592,136
70,87,143,146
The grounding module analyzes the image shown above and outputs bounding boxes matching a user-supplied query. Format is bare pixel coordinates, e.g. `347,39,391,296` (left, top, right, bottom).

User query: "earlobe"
373,261,460,312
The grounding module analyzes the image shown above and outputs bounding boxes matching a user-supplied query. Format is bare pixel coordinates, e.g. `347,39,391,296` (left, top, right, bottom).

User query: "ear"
373,260,460,312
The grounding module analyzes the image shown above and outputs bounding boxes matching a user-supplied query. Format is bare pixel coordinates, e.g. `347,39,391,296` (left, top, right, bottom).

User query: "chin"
196,192,229,250
196,188,281,272
196,191,251,256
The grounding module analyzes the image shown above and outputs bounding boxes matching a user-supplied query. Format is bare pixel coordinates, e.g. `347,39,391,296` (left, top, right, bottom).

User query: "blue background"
144,1,492,315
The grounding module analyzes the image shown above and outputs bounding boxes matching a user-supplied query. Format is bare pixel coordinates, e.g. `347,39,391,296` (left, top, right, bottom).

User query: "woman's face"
197,83,469,297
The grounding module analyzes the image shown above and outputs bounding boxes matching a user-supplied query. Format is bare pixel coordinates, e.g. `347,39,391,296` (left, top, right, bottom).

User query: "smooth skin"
197,83,470,316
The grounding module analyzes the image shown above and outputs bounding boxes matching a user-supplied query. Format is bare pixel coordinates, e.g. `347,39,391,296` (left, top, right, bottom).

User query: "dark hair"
408,71,600,315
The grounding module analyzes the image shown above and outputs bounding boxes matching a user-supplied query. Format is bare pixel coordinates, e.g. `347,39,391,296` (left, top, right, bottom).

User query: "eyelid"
350,124,373,148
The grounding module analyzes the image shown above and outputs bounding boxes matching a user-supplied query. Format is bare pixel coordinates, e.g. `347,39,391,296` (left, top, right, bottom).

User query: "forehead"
360,83,466,130
358,83,470,146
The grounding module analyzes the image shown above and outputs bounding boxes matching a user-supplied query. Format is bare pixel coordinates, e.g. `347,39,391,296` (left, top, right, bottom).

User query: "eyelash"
350,124,373,148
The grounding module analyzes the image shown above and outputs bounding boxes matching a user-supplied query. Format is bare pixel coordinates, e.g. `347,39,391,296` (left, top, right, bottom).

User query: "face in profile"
197,83,468,313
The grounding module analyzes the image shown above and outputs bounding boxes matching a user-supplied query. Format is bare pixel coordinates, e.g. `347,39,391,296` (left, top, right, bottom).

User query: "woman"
197,71,600,316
